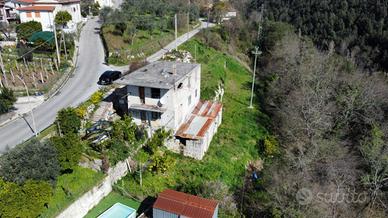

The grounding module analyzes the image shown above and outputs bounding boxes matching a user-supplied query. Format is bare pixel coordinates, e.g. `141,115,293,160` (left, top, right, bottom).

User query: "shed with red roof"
153,189,219,218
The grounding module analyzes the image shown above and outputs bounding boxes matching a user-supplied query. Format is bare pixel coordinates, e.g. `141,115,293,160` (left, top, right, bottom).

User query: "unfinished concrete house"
115,61,222,160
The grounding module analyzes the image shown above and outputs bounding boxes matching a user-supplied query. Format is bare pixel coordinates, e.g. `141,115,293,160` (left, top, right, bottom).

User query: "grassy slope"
84,192,140,218
40,167,105,218
103,28,174,65
119,39,268,199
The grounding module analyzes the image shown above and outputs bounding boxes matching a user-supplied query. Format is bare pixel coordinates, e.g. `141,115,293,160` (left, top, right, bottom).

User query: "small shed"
153,189,219,218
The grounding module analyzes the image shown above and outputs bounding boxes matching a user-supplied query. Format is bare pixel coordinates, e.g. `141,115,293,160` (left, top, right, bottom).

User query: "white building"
116,61,223,160
14,0,81,31
95,0,122,9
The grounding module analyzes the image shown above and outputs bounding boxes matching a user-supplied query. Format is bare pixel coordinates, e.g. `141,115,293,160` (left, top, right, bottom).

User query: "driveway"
0,18,214,153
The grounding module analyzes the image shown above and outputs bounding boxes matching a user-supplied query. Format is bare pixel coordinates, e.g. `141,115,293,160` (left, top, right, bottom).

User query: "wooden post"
54,58,59,71
0,49,8,87
32,72,37,87
50,62,55,75
15,60,19,71
44,68,49,80
10,68,15,84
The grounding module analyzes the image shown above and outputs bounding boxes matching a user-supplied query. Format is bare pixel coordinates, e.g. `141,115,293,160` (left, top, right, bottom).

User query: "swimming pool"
97,203,136,218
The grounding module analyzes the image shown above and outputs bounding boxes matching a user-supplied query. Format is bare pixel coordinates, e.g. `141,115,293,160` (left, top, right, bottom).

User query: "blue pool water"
97,203,136,218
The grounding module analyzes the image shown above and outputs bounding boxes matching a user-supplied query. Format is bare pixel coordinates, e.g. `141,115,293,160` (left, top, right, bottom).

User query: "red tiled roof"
17,5,55,11
153,189,218,218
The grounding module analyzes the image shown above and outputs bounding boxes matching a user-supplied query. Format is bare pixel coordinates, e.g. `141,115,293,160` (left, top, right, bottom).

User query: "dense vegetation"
0,87,16,114
243,0,388,71
99,0,201,64
236,21,388,217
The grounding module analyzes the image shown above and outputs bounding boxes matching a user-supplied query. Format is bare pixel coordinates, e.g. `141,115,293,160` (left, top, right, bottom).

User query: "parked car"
85,120,111,135
98,70,122,85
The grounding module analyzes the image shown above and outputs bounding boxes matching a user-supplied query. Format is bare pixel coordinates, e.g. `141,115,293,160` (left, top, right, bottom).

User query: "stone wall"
56,159,131,218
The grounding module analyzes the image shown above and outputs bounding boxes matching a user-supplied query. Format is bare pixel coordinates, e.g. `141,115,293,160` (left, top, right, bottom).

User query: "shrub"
50,134,84,171
0,87,16,114
106,139,129,165
16,21,42,40
56,108,81,135
0,139,60,184
0,179,53,218
90,91,103,105
262,135,279,157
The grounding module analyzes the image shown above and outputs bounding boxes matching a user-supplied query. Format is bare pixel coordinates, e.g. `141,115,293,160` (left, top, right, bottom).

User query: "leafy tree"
106,138,130,165
0,179,53,218
0,139,60,184
16,21,42,40
56,107,81,135
50,133,84,171
112,115,138,143
55,11,72,27
148,151,175,174
0,87,16,114
144,128,172,154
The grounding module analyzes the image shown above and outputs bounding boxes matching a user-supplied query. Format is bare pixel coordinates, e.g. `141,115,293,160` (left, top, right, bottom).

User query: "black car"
98,70,122,85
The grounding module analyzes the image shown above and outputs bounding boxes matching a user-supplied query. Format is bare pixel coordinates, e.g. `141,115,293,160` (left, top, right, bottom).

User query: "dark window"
139,87,145,104
152,112,160,119
151,88,160,99
195,89,198,97
178,83,183,89
188,95,191,106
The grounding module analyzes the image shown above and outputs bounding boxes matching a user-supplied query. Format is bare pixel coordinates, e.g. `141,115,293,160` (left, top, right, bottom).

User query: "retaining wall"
56,159,131,218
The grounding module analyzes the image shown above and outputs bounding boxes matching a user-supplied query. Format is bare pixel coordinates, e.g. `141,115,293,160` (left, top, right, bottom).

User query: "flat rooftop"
115,61,199,89
176,100,222,140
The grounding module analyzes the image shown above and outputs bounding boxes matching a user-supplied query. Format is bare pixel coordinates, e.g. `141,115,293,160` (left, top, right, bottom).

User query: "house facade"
1,0,18,22
14,0,81,31
153,189,219,218
116,61,222,160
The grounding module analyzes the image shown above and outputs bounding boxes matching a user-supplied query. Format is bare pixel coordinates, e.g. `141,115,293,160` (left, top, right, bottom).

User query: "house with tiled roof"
115,61,223,160
13,0,81,31
153,189,219,218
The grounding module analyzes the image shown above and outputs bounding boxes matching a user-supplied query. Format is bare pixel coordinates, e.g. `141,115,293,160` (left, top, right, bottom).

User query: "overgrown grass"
84,191,140,218
40,167,105,218
117,38,268,199
103,28,175,65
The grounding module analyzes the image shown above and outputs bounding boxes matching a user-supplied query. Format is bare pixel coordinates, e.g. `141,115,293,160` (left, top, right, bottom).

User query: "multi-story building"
116,61,223,160
14,0,82,31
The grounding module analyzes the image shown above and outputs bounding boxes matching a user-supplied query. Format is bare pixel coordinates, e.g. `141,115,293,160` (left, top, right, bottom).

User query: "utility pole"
249,46,261,109
61,31,67,60
17,75,38,136
174,13,178,51
52,18,61,66
187,0,190,41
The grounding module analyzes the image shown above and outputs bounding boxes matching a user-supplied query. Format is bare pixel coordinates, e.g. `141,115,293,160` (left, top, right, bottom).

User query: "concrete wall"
56,159,131,218
183,107,223,160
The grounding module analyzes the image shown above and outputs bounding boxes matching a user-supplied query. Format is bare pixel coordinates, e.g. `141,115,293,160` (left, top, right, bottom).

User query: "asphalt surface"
0,18,111,153
0,18,213,153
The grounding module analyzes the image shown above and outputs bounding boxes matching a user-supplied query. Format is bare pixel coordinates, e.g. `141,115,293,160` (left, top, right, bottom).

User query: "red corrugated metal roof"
176,100,222,140
154,189,218,218
17,6,55,11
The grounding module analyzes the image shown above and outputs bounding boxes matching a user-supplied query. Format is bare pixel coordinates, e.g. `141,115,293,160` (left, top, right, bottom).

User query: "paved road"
0,18,213,153
0,18,111,153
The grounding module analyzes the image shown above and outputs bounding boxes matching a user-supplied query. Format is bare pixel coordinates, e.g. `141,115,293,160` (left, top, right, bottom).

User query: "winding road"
0,18,213,153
